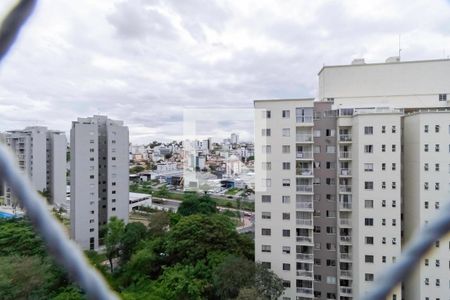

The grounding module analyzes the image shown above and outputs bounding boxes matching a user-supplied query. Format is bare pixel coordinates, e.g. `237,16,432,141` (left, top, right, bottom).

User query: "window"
392,144,396,152
436,259,440,267
435,125,440,133
364,126,373,135
435,163,440,171
424,278,429,285
424,201,429,209
89,228,94,232
282,179,290,187
89,175,94,179
314,145,321,153
435,182,440,190
424,182,429,190
261,245,271,253
424,144,429,152
392,219,396,226
262,162,271,170
365,236,374,244
381,144,386,152
282,162,290,170
425,258,429,266
262,178,271,187
282,145,290,153
365,200,374,208
392,238,397,245
263,110,271,118
382,218,386,226
382,181,386,189
261,228,271,236
392,200,396,207
282,281,290,288
261,262,271,269
325,129,335,137
392,163,396,171
326,146,336,153
262,129,271,136
436,279,440,286
435,144,440,152
282,213,290,220
365,255,374,263
392,126,396,133
365,218,374,226
313,130,321,137
439,94,447,101
435,202,440,209
382,163,386,170
365,145,373,153
365,273,374,281
262,195,271,203
262,212,271,219
326,259,336,266
382,237,386,244
282,263,290,271
89,148,94,152
282,110,290,118
282,246,291,254
326,276,336,284
364,163,374,172
424,163,429,171
382,126,386,133
392,182,396,189
364,181,374,190
282,229,290,237
382,256,386,263
282,128,290,137
382,200,386,207
90,157,95,161
262,145,271,153
424,125,429,133
326,178,335,185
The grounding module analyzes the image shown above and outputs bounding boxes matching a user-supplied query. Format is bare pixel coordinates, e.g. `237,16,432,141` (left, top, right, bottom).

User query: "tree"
105,217,125,272
177,194,216,217
121,222,147,265
0,219,46,257
130,166,145,174
212,256,255,299
147,211,170,236
155,185,169,198
255,263,285,299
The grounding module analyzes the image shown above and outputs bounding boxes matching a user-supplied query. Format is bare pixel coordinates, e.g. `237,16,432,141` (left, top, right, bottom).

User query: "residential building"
2,127,66,207
254,58,450,300
70,115,129,250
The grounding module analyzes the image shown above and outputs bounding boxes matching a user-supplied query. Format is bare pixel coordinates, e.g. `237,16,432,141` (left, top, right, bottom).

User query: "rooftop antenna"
398,34,402,60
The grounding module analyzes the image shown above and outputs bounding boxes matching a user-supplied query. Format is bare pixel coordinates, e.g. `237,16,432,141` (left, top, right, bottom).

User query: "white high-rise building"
231,133,239,144
254,59,450,300
70,115,129,250
2,127,67,207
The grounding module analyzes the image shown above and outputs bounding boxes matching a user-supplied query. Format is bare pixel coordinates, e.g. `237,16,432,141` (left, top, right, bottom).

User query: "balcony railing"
340,236,352,243
297,236,313,244
339,202,352,210
340,287,352,295
296,152,313,159
340,253,352,260
339,185,352,193
339,152,351,159
340,270,352,278
296,134,313,143
296,116,313,123
296,219,313,226
297,185,313,193
340,169,351,176
296,201,313,209
340,219,352,226
297,169,313,176
296,287,313,295
297,253,313,261
296,270,313,278
339,134,352,142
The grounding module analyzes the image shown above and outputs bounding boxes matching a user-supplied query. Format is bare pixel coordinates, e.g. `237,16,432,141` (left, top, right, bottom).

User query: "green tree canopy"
105,217,125,272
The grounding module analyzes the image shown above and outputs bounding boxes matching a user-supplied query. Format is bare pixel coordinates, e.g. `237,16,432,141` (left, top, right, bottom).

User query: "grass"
225,188,240,195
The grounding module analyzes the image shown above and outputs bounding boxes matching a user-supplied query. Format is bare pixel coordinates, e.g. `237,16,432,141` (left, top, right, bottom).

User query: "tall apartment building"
254,58,450,300
70,115,129,250
1,127,67,207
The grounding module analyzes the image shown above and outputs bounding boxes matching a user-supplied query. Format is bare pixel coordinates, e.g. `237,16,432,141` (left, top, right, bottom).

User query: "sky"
1,0,450,144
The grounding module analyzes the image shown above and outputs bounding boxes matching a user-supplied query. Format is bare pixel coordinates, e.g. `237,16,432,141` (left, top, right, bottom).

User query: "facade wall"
47,131,67,206
403,111,450,300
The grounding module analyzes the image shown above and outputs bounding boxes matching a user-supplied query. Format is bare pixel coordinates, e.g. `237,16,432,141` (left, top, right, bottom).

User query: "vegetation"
225,188,240,195
129,165,145,174
0,190,281,299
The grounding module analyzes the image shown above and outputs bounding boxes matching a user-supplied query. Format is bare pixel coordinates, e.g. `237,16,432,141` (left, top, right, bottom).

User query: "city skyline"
1,0,450,142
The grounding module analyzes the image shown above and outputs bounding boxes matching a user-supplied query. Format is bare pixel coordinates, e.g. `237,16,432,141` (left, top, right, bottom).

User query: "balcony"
296,253,313,261
296,152,313,159
339,185,352,193
339,134,352,142
340,253,352,260
296,287,313,296
297,185,313,193
340,270,352,278
296,134,313,143
339,202,352,210
339,152,351,159
296,201,313,210
297,169,313,177
340,218,352,227
339,169,352,176
340,287,353,295
340,236,352,243
297,236,313,244
296,116,313,124
296,270,313,278
296,219,313,227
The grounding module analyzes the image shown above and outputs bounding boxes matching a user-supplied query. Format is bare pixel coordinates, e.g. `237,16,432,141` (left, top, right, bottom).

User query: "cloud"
1,0,450,143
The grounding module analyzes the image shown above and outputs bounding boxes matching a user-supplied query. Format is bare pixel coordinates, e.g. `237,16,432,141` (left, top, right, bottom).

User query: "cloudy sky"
1,0,450,143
